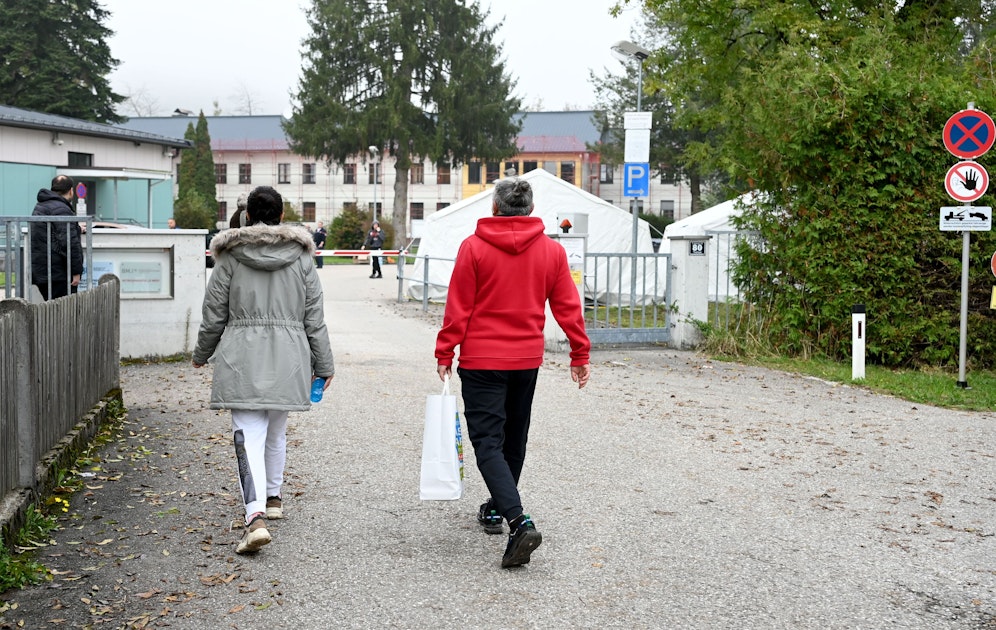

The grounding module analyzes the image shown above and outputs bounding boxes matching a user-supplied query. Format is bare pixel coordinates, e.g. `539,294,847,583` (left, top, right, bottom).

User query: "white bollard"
852,304,866,380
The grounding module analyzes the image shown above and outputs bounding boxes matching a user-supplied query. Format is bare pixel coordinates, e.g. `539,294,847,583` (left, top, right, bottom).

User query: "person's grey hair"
237,192,249,210
492,177,533,216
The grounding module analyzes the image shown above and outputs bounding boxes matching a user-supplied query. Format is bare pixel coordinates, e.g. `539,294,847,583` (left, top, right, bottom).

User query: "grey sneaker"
501,515,542,568
236,515,271,554
265,496,283,520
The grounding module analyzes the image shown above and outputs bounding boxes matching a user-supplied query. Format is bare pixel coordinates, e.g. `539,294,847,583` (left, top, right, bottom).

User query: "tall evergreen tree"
0,0,124,122
285,0,522,247
176,112,217,230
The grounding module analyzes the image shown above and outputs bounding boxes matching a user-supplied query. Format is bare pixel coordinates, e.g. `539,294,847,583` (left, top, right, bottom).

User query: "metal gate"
584,252,671,345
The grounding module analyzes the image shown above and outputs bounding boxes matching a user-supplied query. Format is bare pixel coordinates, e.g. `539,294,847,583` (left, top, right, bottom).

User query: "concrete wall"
88,228,206,359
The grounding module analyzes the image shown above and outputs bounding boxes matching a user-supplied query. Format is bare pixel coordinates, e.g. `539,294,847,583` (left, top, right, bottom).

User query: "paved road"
2,262,994,629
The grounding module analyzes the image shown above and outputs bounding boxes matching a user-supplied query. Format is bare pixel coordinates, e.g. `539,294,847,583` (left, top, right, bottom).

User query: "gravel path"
2,263,994,629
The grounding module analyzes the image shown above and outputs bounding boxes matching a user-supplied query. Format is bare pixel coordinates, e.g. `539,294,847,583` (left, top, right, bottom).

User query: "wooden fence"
0,276,121,544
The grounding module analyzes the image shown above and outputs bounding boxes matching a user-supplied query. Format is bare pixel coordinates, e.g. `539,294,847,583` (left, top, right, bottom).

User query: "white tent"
661,193,753,301
407,168,662,302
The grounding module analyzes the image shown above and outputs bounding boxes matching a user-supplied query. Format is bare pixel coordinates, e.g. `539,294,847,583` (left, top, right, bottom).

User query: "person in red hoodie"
435,176,591,568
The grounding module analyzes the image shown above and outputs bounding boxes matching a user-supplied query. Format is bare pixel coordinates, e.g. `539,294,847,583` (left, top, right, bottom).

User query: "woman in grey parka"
192,186,334,555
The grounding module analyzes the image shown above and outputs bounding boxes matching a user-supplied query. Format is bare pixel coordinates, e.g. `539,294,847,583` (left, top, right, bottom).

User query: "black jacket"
30,189,83,284
363,228,384,249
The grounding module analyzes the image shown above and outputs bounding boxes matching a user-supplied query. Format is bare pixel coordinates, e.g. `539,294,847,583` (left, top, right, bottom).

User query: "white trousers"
232,409,288,523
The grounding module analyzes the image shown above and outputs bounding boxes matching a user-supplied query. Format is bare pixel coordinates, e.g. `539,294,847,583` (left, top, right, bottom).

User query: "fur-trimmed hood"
210,224,315,271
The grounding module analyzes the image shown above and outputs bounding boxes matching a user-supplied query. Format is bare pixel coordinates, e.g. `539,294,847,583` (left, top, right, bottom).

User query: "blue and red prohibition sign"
943,109,996,159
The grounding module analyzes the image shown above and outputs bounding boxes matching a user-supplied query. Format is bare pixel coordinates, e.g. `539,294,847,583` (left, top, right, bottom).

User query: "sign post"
623,111,653,255
942,103,995,388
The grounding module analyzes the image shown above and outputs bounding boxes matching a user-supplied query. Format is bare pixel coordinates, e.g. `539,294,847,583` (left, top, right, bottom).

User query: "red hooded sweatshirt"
435,216,590,370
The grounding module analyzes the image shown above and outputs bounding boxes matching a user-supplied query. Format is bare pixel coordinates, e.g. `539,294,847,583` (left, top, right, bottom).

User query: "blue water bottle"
310,377,326,403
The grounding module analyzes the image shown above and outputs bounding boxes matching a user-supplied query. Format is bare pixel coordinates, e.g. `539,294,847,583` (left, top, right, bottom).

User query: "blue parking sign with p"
624,162,650,197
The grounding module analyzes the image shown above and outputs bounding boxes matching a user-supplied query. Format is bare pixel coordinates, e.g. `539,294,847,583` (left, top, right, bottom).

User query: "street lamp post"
368,145,379,224
611,40,650,113
610,40,651,256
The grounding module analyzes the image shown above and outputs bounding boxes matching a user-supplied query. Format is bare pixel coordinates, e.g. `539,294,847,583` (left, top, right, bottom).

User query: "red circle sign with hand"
945,161,989,203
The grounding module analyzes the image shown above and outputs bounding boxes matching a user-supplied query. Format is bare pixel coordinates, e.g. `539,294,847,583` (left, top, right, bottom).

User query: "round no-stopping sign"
944,109,996,159
75,183,87,199
945,161,989,203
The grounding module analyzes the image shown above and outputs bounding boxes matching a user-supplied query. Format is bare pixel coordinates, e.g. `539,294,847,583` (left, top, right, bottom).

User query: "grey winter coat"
192,224,335,411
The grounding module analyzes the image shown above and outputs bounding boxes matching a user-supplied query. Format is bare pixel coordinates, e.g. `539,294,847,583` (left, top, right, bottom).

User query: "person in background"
229,192,249,229
362,220,384,278
192,186,335,555
30,174,82,301
167,217,178,229
313,221,327,269
434,177,591,569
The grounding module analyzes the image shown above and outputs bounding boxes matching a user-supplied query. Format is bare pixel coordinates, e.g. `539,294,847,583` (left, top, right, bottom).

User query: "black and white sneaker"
477,499,503,535
501,514,542,568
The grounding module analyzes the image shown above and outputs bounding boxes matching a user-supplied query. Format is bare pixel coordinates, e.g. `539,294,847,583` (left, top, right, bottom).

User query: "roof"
115,111,606,155
515,111,605,154
0,105,190,148
117,115,290,151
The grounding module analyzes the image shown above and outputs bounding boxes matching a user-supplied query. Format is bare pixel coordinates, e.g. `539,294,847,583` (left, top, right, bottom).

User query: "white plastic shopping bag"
419,375,464,500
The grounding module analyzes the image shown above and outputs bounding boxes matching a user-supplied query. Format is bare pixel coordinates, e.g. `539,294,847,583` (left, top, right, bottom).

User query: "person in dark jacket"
31,175,83,301
435,177,591,568
313,221,327,269
362,221,385,278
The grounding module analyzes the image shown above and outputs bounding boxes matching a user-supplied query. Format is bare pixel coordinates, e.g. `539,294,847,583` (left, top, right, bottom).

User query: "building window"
486,162,501,183
560,162,575,184
276,163,290,184
215,163,227,184
436,165,451,185
467,161,482,184
344,163,356,184
303,202,316,222
217,201,227,222
660,200,675,221
68,152,92,168
303,163,316,184
599,164,614,184
523,161,538,173
436,202,450,211
410,202,424,220
660,167,679,185
410,163,424,184
503,161,518,176
368,163,381,184
543,161,557,175
239,163,251,184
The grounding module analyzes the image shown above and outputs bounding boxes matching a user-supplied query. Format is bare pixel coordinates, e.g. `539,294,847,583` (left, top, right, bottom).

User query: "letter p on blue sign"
624,163,649,197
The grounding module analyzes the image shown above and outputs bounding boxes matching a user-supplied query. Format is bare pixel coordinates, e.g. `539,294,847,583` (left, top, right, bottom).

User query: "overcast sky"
101,0,642,118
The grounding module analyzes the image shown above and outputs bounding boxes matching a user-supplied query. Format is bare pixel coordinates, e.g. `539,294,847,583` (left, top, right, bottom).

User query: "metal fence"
0,276,120,509
704,229,760,331
1,216,96,300
397,251,673,345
